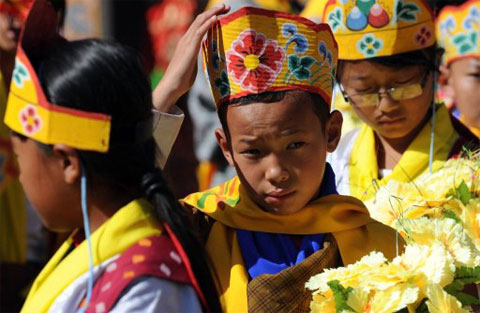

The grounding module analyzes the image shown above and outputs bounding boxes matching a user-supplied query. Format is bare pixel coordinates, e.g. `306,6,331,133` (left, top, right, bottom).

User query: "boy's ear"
215,128,234,167
325,110,343,153
52,144,81,185
438,65,456,99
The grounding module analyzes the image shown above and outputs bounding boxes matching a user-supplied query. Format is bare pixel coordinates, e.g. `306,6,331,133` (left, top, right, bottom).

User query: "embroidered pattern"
226,29,285,93
19,105,42,135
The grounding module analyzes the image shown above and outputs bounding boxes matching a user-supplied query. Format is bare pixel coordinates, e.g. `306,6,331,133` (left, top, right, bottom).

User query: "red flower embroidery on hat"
226,29,285,93
20,105,42,135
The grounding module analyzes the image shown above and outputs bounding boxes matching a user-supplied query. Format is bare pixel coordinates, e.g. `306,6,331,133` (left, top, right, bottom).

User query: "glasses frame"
338,70,431,108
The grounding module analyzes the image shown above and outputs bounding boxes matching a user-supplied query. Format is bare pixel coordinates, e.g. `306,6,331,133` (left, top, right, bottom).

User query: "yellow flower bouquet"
307,157,480,312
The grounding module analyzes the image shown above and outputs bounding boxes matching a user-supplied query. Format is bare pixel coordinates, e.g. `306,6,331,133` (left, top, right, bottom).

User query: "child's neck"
375,115,429,170
86,192,135,233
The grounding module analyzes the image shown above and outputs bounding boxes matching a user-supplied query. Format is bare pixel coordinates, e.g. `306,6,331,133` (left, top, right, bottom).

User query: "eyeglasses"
339,71,431,108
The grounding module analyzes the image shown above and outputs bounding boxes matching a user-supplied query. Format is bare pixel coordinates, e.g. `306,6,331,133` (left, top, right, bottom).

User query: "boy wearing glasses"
304,0,478,200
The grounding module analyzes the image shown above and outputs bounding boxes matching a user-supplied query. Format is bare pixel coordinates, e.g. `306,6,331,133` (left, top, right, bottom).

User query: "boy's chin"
261,200,307,215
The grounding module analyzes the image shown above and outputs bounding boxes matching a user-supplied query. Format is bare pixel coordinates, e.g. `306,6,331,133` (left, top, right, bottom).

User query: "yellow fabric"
21,199,163,313
303,0,435,60
5,50,111,153
202,7,338,108
183,177,399,313
4,2,112,153
207,0,292,12
459,114,480,138
0,71,27,263
349,105,459,201
436,0,480,67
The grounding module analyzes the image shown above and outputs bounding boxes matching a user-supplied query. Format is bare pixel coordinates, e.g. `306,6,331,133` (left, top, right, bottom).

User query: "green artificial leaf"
455,266,480,285
456,181,473,205
327,280,354,312
445,266,480,307
443,210,461,223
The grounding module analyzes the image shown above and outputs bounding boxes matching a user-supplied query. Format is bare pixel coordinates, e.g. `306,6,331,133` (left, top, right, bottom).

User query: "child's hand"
152,4,230,112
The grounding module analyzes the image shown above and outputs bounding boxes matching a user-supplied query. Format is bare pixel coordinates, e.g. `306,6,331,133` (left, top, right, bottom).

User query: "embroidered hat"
202,7,338,108
4,0,112,152
436,0,480,67
0,0,34,21
302,0,435,60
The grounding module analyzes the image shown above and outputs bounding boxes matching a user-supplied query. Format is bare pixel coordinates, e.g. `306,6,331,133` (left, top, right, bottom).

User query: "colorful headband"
436,0,480,67
202,7,338,109
4,0,111,153
302,0,435,60
0,0,33,21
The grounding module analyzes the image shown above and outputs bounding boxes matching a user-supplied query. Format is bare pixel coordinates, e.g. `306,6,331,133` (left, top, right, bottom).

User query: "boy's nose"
377,93,399,113
265,162,290,184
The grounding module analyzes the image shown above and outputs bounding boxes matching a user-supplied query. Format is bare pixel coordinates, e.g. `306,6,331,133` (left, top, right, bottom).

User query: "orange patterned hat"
436,0,480,67
202,7,338,109
0,0,34,21
303,0,435,60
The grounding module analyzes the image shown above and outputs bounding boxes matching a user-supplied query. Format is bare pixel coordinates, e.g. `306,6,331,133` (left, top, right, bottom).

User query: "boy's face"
441,58,480,130
0,6,22,52
215,91,342,215
338,61,433,140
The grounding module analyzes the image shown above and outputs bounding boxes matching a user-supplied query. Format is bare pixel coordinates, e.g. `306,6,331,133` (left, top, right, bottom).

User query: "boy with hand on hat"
437,0,480,138
181,7,400,313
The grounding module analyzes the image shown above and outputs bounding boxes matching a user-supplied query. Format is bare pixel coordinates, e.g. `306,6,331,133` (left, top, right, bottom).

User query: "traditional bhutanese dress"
20,199,204,313
183,164,400,313
330,105,478,201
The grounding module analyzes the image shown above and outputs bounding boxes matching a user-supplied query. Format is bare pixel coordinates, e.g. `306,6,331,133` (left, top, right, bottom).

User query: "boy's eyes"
287,142,306,150
241,149,261,156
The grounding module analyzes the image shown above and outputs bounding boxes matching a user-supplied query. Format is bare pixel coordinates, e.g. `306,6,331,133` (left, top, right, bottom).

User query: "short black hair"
218,90,330,139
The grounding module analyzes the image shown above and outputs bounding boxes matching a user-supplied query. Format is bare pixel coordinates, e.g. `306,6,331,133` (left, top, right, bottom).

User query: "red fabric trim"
163,224,209,311
219,6,337,43
445,54,480,68
85,235,193,313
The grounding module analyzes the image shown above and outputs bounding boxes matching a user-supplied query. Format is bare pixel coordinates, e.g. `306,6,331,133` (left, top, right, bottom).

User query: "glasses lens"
350,93,379,107
389,84,423,101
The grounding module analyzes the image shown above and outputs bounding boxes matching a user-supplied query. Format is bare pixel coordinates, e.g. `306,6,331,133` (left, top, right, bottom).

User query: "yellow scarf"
0,71,26,263
349,105,459,201
183,177,399,313
21,199,162,313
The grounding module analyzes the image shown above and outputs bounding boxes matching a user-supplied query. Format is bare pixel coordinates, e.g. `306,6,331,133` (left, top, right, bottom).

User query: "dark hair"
218,90,330,139
36,39,221,312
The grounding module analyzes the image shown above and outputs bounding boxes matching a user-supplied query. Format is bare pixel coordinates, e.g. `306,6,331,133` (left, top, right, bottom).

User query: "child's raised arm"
152,4,230,112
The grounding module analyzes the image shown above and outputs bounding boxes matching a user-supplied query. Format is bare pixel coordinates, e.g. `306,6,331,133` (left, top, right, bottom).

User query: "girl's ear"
438,65,456,99
326,110,343,153
52,144,81,184
215,128,234,167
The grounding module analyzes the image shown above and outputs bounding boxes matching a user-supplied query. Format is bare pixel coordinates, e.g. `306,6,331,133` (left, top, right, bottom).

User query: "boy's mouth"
265,190,296,204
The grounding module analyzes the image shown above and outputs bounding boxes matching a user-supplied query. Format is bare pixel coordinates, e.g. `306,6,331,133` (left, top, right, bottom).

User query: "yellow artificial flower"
392,243,455,290
396,217,480,267
306,252,386,293
461,198,480,252
346,285,418,313
310,290,336,313
425,284,469,313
